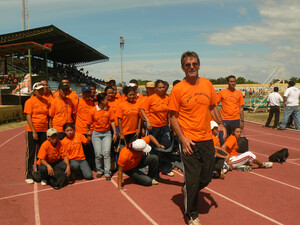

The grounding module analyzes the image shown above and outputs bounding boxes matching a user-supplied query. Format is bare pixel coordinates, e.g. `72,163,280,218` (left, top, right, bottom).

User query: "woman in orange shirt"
62,123,93,180
91,93,117,180
24,82,50,184
116,86,142,143
222,127,273,169
140,80,173,176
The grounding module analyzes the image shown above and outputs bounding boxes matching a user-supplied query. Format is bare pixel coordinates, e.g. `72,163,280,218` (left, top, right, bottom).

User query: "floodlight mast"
120,37,125,85
22,0,29,30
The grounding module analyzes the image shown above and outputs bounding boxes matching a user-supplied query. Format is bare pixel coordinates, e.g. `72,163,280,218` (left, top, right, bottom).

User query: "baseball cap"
106,77,115,83
127,83,137,87
59,83,69,90
32,82,44,90
82,85,91,93
132,139,152,153
145,82,155,88
210,121,219,130
47,128,58,137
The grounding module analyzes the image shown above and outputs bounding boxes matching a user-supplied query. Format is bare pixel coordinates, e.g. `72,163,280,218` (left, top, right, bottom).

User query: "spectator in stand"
279,81,300,130
49,83,76,140
37,128,71,186
168,51,226,225
222,127,273,169
91,93,117,180
54,77,79,112
40,78,54,106
217,75,245,145
61,123,93,180
24,82,50,184
140,80,173,177
116,86,142,144
264,87,283,129
117,135,163,189
76,85,96,170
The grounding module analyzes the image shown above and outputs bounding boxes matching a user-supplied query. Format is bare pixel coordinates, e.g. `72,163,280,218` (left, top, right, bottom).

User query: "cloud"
238,7,247,15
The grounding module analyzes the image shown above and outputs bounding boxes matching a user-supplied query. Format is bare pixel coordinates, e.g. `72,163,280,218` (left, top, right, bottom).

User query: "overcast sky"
1,0,299,84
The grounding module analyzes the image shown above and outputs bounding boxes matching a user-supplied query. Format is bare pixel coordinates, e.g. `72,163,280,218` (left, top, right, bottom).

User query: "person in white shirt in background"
279,81,300,130
264,87,283,129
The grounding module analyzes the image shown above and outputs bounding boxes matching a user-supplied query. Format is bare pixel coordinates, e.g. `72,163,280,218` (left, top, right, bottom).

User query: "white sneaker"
152,179,159,185
262,162,273,168
162,171,174,177
25,179,34,184
41,180,47,186
188,217,201,225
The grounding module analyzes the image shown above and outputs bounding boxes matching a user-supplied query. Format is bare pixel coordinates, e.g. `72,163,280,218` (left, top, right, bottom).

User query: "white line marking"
0,131,24,149
246,127,300,141
245,120,300,133
34,183,41,225
250,172,300,190
248,137,300,152
173,170,284,225
110,179,159,225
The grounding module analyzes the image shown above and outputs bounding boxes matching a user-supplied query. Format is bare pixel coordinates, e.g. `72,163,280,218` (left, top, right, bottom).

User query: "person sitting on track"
117,135,164,189
222,127,273,169
37,128,71,186
61,123,93,180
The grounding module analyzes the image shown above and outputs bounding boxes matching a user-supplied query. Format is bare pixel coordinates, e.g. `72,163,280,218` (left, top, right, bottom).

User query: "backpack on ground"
269,148,289,163
48,167,69,189
237,137,248,153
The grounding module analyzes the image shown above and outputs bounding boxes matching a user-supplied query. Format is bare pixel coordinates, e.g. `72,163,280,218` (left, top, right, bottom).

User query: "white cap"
210,121,219,130
32,82,44,90
47,128,58,137
132,139,151,153
127,83,137,87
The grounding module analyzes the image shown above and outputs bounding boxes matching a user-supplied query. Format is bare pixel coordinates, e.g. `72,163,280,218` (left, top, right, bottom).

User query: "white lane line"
0,130,24,149
173,170,284,225
34,183,41,225
248,137,300,152
110,179,159,225
250,172,300,190
246,127,300,141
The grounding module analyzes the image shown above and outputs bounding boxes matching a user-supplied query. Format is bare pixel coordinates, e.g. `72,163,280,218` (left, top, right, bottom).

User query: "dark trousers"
38,160,67,180
125,154,159,186
181,140,215,220
265,106,280,128
83,134,95,171
25,131,47,179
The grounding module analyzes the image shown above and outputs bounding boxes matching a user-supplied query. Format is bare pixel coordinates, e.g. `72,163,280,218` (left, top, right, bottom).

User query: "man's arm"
283,96,287,109
117,166,124,190
210,105,227,139
239,106,244,129
169,110,195,156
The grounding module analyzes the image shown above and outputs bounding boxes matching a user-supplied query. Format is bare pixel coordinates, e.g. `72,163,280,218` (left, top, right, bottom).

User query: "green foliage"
137,79,152,85
290,76,300,83
209,76,258,84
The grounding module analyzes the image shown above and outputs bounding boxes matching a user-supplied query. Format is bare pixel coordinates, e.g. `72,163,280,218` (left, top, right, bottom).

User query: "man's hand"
240,121,244,130
218,124,227,140
33,131,38,140
65,166,71,177
47,165,54,176
180,136,195,156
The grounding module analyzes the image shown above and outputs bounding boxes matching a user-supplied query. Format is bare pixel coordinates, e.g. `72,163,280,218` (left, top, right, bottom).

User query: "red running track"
0,122,299,225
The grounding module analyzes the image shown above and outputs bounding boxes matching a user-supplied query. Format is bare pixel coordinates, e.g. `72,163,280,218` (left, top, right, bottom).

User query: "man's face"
48,134,58,146
181,56,200,79
90,86,96,98
82,91,91,100
40,80,49,93
61,79,70,88
227,78,236,89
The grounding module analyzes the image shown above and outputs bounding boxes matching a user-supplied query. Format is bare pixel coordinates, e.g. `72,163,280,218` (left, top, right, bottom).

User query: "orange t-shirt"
212,135,221,152
142,93,169,127
91,105,115,132
224,134,238,158
108,98,121,126
24,96,50,132
118,136,150,171
43,92,54,106
116,100,140,135
168,78,218,141
217,89,245,120
54,90,79,113
37,140,65,165
76,98,95,134
49,97,76,132
61,133,87,160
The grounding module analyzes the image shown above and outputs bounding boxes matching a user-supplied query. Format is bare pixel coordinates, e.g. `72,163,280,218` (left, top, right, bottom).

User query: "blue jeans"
92,130,112,176
280,106,300,130
219,119,241,145
70,160,93,180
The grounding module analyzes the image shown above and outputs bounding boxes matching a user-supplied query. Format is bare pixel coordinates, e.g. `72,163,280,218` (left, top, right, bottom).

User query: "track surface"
0,122,299,225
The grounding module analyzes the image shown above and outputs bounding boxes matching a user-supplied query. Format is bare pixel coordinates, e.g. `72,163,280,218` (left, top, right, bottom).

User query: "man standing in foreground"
168,51,226,225
279,81,300,130
217,75,245,144
264,87,283,128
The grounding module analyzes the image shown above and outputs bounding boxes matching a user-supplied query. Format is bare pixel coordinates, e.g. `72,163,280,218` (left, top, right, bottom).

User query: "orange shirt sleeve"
224,135,238,157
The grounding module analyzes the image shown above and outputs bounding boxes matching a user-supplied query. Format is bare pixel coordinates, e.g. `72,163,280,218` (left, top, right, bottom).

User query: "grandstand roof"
0,25,109,66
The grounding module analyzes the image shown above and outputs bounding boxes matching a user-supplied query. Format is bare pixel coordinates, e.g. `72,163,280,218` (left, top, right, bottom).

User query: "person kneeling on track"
117,135,164,190
222,127,273,170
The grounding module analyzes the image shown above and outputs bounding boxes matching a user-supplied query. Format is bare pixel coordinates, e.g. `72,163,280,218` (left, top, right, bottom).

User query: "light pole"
120,37,125,85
